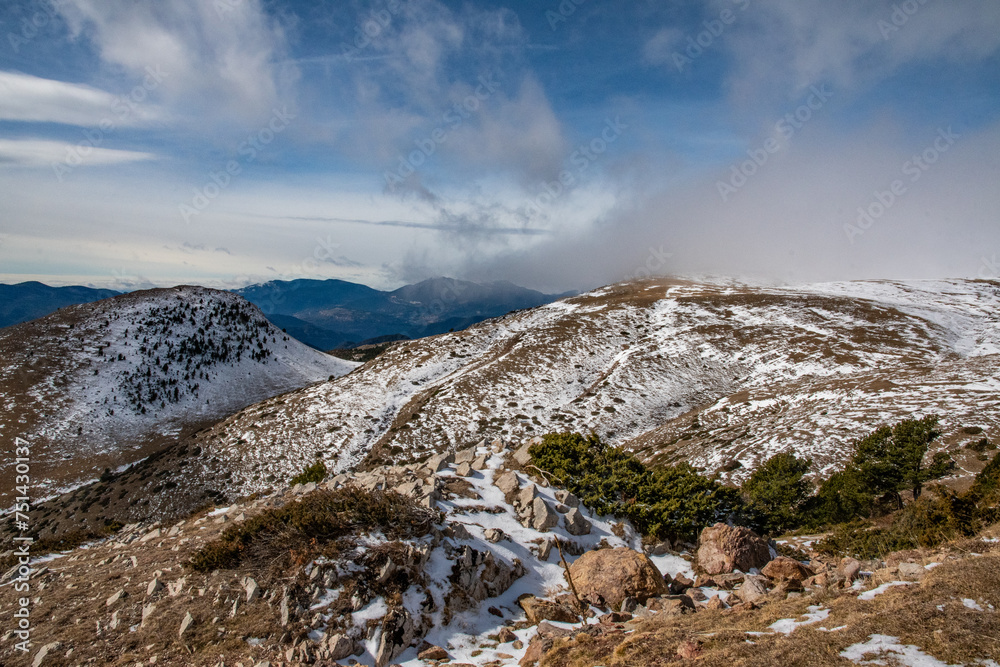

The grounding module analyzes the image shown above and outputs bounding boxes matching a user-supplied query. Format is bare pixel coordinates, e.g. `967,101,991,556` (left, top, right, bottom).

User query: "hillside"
0,286,356,506
30,278,998,533
2,439,997,667
0,281,120,329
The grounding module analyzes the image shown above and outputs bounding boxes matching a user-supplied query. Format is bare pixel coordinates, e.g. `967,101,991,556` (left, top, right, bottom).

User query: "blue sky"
1,0,999,291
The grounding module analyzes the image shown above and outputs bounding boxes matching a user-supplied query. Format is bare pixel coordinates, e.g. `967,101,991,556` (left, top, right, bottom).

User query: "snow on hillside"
180,278,999,497
0,286,356,500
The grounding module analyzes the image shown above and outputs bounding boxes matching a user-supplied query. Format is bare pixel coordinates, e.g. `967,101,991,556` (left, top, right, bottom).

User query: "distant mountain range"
234,277,571,349
0,278,570,350
0,281,120,328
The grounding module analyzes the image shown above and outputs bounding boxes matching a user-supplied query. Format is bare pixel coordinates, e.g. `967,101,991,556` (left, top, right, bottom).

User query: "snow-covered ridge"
182,278,998,496
0,286,356,500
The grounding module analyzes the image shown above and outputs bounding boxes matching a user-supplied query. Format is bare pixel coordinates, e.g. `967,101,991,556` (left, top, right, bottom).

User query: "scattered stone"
735,575,769,604
147,578,164,596
569,548,670,610
696,523,772,575
179,612,194,637
494,471,520,496
705,595,728,610
530,497,559,532
513,439,538,466
472,454,490,470
677,640,702,660
106,589,127,607
425,452,455,473
375,608,413,667
563,507,592,536
455,462,473,477
455,447,477,464
898,562,926,580
484,528,506,543
497,627,517,643
32,641,61,667
669,574,694,594
838,557,862,583
139,528,162,543
417,645,449,661
245,577,261,602
761,557,814,583
325,634,354,661
554,490,580,508
141,603,156,627
518,596,579,625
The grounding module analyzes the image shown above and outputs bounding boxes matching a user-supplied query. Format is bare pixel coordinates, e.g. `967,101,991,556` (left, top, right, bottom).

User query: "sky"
1,0,999,293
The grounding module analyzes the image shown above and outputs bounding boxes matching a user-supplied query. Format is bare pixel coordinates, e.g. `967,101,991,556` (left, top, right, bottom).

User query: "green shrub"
966,438,996,453
810,416,953,526
741,453,812,536
528,432,746,542
290,460,327,486
188,487,436,572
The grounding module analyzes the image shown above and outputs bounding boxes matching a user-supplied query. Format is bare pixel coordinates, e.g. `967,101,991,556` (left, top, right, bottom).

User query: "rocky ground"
2,436,998,666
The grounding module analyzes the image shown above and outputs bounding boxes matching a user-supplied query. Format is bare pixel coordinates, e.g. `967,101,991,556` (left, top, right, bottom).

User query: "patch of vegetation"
741,453,812,536
816,454,1000,559
188,487,437,572
809,416,954,525
528,432,747,542
289,460,327,486
0,523,123,574
966,437,996,453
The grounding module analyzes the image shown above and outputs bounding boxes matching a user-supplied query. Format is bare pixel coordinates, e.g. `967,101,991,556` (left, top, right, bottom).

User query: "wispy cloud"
253,214,551,237
56,0,297,128
0,139,156,168
0,71,165,126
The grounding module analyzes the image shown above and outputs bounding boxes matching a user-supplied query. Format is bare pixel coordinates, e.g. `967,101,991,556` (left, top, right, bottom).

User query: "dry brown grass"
542,540,1000,667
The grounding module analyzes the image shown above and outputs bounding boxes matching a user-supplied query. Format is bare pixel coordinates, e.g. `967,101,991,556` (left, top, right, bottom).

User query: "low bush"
289,460,327,486
528,432,746,542
188,487,437,572
817,456,1000,559
741,453,812,535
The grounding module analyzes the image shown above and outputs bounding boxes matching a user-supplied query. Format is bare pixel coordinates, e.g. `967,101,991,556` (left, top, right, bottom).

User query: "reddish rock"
761,556,814,582
497,627,517,643
669,573,695,594
417,645,448,661
677,640,703,660
518,596,579,625
705,595,728,610
568,548,670,610
838,557,862,582
696,523,772,575
519,635,554,667
536,622,575,638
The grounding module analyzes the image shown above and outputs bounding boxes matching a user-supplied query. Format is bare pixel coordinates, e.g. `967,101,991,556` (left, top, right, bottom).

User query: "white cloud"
709,0,1000,102
56,0,297,127
0,71,164,126
0,139,156,168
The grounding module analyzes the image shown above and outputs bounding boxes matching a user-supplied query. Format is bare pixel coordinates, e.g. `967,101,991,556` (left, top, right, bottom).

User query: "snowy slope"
175,278,999,497
0,286,356,501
